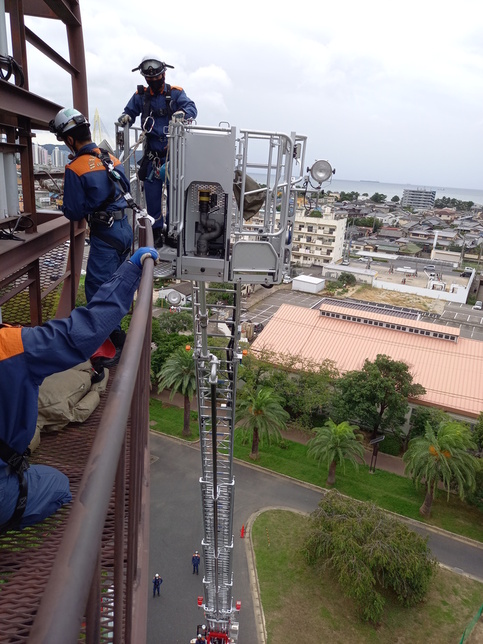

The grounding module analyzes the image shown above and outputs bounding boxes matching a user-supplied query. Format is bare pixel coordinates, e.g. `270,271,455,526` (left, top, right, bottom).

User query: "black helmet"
132,56,174,79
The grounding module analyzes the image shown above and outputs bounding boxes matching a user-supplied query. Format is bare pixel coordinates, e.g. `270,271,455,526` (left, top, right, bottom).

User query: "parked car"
473,301,483,310
282,275,293,284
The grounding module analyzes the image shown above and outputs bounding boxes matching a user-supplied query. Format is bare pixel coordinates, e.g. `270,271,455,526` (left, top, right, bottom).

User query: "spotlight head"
308,160,334,184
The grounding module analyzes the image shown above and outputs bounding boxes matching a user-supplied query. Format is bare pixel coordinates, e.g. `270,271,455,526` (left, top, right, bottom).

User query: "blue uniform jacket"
0,260,142,460
123,84,197,157
62,143,130,222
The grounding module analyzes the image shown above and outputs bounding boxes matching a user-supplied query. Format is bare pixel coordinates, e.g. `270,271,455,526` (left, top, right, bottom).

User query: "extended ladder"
191,281,241,641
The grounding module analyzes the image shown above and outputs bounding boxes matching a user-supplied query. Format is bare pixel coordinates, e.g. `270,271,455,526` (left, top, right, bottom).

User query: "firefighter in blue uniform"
0,248,158,532
50,108,134,357
118,56,197,247
192,550,200,574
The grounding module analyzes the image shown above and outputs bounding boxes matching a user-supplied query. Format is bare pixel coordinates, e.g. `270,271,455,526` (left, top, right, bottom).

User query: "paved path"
147,433,483,644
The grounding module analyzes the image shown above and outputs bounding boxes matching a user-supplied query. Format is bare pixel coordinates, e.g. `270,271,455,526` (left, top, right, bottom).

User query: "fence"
459,604,483,643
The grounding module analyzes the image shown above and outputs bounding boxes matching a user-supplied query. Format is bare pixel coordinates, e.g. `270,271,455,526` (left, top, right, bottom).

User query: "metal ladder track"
191,282,241,634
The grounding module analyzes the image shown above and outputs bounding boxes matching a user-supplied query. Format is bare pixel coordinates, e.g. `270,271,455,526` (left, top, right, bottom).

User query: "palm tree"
235,386,289,460
307,419,364,486
157,346,197,436
403,420,478,517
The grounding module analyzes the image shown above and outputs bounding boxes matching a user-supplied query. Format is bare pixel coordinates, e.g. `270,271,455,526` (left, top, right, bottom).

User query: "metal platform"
0,369,130,643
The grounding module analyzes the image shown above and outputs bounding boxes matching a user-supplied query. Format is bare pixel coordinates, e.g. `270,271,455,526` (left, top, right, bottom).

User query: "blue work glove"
130,247,159,268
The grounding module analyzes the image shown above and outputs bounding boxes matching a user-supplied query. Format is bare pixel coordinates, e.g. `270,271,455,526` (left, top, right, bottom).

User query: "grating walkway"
0,368,129,643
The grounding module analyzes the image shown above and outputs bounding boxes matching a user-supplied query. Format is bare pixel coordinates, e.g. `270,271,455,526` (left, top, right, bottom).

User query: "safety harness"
0,440,30,533
138,83,173,129
76,147,146,253
137,84,172,181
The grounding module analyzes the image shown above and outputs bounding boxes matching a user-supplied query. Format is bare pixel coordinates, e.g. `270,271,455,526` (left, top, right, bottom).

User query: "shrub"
378,433,402,456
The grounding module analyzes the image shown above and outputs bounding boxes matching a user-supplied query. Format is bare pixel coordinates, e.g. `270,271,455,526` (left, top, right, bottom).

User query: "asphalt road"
147,433,483,644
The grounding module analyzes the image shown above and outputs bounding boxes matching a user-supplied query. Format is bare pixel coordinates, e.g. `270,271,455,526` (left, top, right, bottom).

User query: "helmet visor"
140,59,165,78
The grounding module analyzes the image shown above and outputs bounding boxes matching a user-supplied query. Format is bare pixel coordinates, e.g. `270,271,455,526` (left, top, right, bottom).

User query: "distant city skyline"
31,143,70,168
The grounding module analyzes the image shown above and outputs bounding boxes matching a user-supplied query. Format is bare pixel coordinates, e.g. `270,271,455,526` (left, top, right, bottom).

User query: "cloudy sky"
21,0,483,189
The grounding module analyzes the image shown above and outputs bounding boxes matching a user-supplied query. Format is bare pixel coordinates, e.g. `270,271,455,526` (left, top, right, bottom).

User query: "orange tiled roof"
250,303,483,419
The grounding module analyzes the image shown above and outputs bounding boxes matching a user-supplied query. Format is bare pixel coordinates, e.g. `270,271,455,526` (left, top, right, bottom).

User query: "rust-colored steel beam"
25,26,80,76
43,0,82,26
66,5,88,114
0,217,72,279
5,0,82,25
8,0,29,89
0,82,62,129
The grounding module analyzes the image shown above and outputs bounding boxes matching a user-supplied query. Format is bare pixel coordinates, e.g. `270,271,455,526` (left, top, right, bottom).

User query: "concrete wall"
372,277,470,303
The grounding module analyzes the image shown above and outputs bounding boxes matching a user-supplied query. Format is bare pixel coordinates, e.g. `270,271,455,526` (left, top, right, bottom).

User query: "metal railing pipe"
29,254,154,644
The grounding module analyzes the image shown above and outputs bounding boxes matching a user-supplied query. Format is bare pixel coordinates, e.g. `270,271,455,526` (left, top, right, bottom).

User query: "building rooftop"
251,301,483,418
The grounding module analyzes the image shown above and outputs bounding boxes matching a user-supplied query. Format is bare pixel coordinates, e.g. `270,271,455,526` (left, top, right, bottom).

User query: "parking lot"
242,281,483,342
241,288,324,328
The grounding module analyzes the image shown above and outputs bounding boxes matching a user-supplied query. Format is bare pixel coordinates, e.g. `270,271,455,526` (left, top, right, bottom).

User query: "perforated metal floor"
0,369,127,643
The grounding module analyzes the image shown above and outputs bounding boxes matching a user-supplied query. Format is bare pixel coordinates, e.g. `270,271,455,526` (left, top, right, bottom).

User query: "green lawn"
149,397,199,441
252,510,483,644
149,398,483,542
233,432,483,542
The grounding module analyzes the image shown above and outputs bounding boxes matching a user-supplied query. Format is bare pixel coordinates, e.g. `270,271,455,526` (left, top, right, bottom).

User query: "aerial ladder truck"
119,118,334,643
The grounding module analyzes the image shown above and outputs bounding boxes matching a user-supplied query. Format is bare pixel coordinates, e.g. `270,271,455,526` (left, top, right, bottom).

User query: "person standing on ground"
152,573,163,597
0,247,158,533
192,550,200,575
118,55,197,248
50,107,134,361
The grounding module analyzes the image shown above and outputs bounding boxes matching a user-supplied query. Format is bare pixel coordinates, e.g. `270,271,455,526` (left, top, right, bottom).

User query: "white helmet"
49,107,89,140
155,573,159,578
132,55,174,79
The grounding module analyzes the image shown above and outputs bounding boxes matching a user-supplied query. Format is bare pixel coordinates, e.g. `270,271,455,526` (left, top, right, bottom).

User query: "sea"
323,179,483,206
251,174,483,207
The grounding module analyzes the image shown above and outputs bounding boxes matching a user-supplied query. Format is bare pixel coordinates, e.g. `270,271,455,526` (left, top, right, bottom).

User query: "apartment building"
290,207,347,267
402,188,436,210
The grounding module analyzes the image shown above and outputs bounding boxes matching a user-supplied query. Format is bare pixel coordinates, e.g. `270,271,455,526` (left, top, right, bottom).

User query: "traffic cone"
240,525,245,538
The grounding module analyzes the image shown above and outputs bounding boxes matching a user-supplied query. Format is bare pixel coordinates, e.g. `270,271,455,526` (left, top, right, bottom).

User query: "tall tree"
403,420,478,517
304,491,436,624
240,349,337,428
370,192,387,203
331,354,426,438
307,419,364,485
157,346,197,436
235,386,289,459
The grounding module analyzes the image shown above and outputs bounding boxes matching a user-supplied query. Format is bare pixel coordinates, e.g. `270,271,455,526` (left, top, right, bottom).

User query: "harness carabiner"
143,115,155,133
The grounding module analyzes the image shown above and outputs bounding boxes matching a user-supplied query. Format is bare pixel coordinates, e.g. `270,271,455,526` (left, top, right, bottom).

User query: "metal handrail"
29,228,154,644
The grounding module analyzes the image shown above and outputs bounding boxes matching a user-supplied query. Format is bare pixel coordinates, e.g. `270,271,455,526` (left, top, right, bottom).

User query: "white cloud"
23,0,483,188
